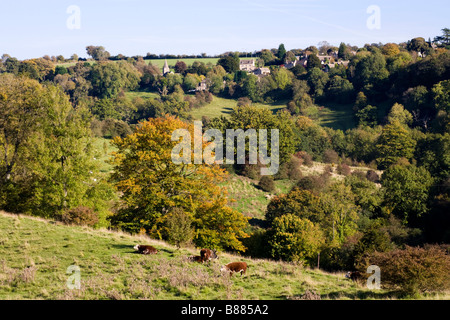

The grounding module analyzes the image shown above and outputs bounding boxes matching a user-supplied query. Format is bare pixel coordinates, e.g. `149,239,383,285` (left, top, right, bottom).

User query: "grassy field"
189,96,287,120
315,103,357,131
1,211,427,300
124,91,160,101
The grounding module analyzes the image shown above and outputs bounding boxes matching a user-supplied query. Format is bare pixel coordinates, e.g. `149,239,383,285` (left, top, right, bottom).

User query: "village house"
240,59,256,72
253,67,271,76
323,60,350,72
196,79,208,91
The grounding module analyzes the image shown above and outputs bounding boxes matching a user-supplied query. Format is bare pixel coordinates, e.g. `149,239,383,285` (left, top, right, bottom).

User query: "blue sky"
0,0,449,60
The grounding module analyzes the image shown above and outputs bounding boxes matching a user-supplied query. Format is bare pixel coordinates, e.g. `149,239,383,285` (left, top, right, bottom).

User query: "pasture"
188,96,286,120
0,211,405,300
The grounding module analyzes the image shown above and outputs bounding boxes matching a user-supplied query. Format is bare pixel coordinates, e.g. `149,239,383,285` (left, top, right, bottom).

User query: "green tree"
183,73,201,91
260,49,276,64
86,45,111,61
387,103,413,126
321,183,359,245
288,80,313,114
432,80,450,113
0,74,46,183
164,208,194,248
407,37,430,54
376,120,416,169
269,214,324,264
326,75,354,103
277,43,287,61
265,187,324,225
228,105,296,165
217,55,239,73
381,164,434,224
89,61,140,99
434,28,450,47
338,42,351,60
0,74,109,218
273,68,293,91
356,105,378,127
306,67,329,98
306,54,322,70
353,51,389,92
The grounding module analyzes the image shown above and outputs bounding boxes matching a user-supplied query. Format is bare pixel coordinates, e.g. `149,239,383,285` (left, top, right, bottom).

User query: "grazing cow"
188,248,218,263
200,249,218,261
134,244,158,255
345,271,362,281
220,262,248,276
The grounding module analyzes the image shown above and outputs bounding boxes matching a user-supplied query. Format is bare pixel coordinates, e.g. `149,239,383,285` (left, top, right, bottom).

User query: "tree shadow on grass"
325,289,399,300
222,107,234,115
248,218,269,229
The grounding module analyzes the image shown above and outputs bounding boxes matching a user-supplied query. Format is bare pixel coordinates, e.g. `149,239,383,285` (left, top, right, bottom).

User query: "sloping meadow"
0,211,393,300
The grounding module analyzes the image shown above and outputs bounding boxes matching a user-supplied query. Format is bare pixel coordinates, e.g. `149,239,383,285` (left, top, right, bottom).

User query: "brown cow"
134,244,158,254
200,249,218,261
220,262,248,276
189,248,218,263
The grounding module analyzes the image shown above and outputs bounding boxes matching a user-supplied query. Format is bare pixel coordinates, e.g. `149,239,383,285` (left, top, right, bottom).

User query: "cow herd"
133,244,248,277
133,244,360,281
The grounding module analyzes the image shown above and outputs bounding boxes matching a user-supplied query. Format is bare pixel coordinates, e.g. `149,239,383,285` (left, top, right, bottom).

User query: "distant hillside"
0,211,408,300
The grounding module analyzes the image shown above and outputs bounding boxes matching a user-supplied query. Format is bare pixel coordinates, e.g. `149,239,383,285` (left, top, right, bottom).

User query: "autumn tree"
382,43,400,56
174,60,188,74
109,116,249,251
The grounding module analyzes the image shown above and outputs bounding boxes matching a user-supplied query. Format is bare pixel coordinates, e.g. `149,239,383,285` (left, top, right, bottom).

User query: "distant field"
124,91,160,101
146,58,219,69
315,103,357,131
57,57,258,70
189,96,286,120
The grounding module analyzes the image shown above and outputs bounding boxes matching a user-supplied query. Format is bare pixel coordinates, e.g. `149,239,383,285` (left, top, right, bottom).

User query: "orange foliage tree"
109,116,249,251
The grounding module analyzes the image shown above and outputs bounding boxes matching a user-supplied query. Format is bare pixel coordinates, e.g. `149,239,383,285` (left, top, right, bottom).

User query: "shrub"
164,208,194,248
337,163,351,176
287,156,303,180
296,172,330,193
359,245,450,294
259,176,275,192
269,214,324,265
275,156,303,180
323,149,339,164
241,163,261,180
366,170,380,183
61,206,99,227
296,151,313,167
